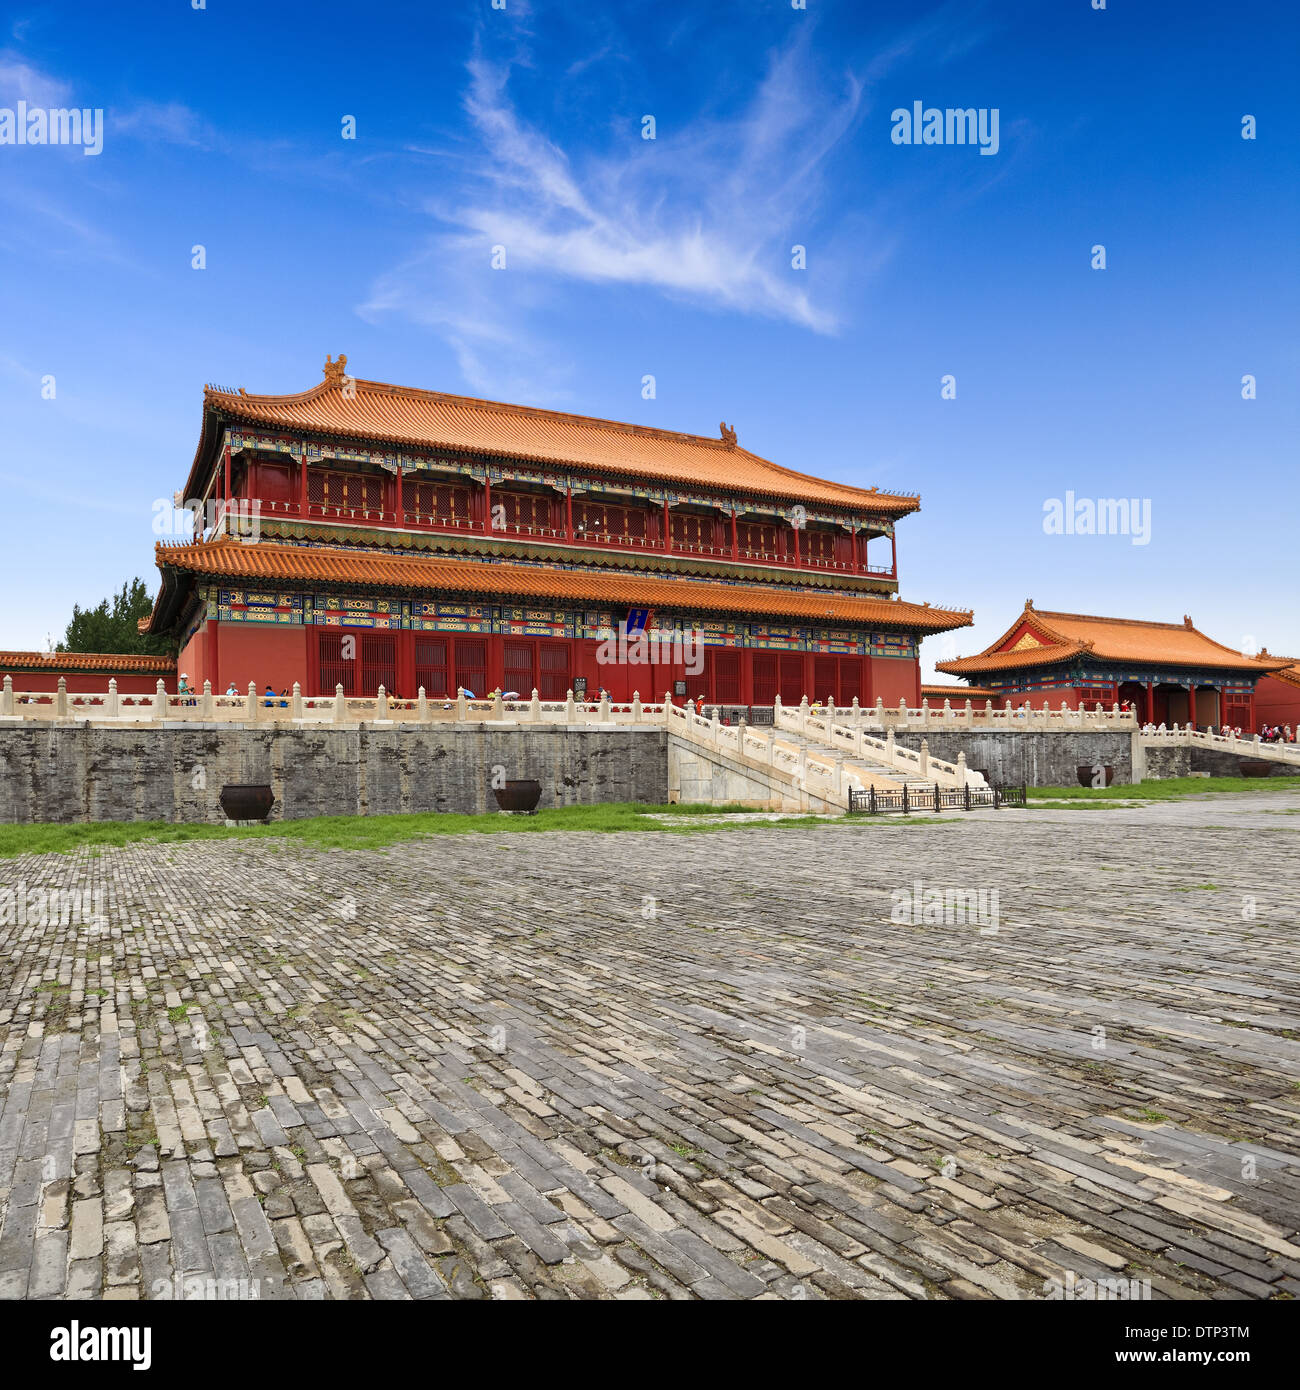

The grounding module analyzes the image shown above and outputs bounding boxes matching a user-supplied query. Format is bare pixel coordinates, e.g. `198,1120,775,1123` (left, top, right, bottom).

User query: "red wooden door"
779,656,804,704
360,632,397,696
454,638,487,696
319,631,352,696
538,641,570,700
414,637,450,697
503,640,535,696
753,654,778,706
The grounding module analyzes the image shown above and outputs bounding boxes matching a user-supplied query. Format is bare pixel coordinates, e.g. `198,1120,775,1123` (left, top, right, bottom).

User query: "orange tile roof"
0,651,175,674
936,603,1289,676
151,538,971,634
1253,651,1300,687
195,357,918,514
920,683,1000,701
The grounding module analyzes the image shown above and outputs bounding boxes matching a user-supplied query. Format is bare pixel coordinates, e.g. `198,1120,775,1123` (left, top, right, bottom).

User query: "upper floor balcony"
217,457,899,581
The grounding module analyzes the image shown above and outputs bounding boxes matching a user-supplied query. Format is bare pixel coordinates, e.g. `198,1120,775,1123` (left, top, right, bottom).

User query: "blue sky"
1,0,1296,673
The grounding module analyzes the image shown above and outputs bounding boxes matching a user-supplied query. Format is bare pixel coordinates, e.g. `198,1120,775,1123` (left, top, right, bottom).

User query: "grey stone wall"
0,724,667,824
1190,745,1297,779
889,729,1136,787
1139,744,1189,780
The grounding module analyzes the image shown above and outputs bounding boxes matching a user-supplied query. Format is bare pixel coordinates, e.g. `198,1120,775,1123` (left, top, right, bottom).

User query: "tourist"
264,683,276,708
225,682,237,695
1287,725,1295,743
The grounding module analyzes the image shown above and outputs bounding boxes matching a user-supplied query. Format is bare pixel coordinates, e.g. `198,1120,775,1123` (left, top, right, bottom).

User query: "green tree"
57,579,173,656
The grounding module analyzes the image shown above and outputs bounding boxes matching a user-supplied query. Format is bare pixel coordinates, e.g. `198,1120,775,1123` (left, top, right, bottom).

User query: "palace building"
138,356,973,706
935,601,1289,730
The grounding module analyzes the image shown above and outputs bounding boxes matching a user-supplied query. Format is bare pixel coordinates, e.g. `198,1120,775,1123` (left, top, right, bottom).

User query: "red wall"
1255,674,1300,730
869,658,918,708
191,624,924,708
1,669,172,694
216,624,313,696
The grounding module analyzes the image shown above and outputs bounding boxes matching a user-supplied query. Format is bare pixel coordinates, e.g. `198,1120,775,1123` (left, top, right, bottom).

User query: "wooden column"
851,521,860,574
792,518,801,568
223,443,232,509
299,454,309,516
890,529,897,578
482,473,492,533
1145,680,1155,724
566,483,574,541
1186,683,1197,730
395,466,403,523
663,498,672,553
1218,687,1227,730
730,506,738,560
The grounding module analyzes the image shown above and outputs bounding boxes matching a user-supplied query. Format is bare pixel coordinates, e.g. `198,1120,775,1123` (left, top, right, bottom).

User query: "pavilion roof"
1252,651,1300,687
144,538,971,637
936,602,1290,677
189,356,920,515
0,651,175,675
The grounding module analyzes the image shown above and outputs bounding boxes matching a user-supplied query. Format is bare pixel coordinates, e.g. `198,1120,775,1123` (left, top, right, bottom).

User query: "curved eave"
185,393,922,521
148,539,971,637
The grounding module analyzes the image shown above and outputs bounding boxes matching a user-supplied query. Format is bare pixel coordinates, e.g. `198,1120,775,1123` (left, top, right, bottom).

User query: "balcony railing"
225,497,897,577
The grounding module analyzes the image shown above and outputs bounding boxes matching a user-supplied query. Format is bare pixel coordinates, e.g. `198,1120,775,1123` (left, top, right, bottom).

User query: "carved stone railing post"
247,681,258,721
565,688,576,722
957,750,967,787
663,691,673,725
1,675,12,717
964,698,973,722
334,683,346,723
292,682,303,720
530,688,541,722
711,708,721,747
56,677,68,719
885,727,896,768
827,697,836,721
921,698,930,727
774,693,783,722
155,679,169,722
798,695,809,733
919,738,930,777
417,686,428,721
378,685,389,720
943,698,951,721
631,691,642,722
851,696,861,727
106,677,118,719
201,680,213,719
455,687,467,722
490,689,502,720
600,691,611,723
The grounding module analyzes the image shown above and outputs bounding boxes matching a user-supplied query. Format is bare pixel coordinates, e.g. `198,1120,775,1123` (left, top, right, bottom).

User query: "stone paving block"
1,801,1298,1299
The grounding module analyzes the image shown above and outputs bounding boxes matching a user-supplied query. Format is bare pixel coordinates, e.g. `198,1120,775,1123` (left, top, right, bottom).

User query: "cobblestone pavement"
1,793,1298,1301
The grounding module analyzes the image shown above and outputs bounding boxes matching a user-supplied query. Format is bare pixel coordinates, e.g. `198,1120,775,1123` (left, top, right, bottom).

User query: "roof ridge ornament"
324,353,348,387
719,421,737,447
1183,614,1193,628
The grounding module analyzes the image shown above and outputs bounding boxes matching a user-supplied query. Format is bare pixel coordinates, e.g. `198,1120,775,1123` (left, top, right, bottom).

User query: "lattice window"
738,521,779,555
408,480,471,523
803,529,835,562
498,490,551,529
670,513,716,548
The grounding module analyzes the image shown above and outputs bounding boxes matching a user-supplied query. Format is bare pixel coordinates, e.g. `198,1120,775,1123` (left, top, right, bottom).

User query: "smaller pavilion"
935,601,1288,731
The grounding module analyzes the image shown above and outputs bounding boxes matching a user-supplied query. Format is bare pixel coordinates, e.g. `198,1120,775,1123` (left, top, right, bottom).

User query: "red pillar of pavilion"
730,506,738,560
1145,680,1155,725
889,529,897,578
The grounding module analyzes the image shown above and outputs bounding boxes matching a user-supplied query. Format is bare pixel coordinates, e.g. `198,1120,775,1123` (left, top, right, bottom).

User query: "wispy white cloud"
360,32,871,396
